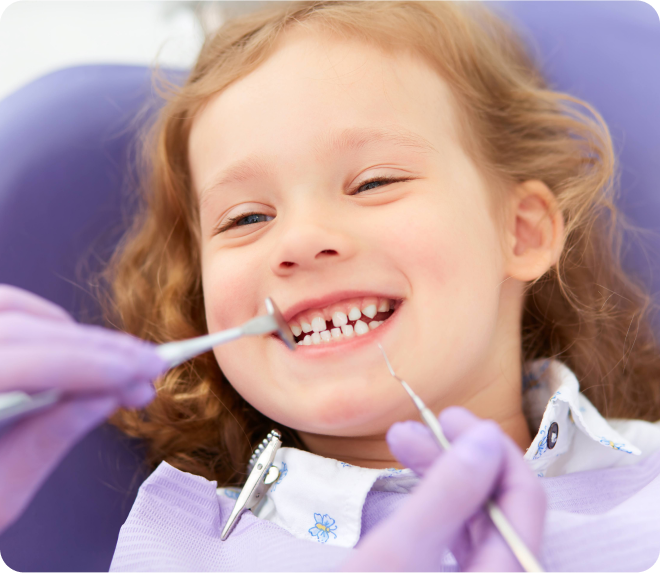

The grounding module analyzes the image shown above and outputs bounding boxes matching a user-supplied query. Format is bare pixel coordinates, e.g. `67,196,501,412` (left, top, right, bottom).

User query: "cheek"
384,190,501,290
374,193,462,292
201,248,262,332
377,189,503,367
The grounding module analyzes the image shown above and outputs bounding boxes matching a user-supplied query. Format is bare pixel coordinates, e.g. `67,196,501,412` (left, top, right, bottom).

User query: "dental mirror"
156,297,296,367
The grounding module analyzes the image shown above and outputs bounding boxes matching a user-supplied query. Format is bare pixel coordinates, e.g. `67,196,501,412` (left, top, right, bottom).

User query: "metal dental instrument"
221,429,283,540
156,297,296,368
0,298,295,431
377,344,544,573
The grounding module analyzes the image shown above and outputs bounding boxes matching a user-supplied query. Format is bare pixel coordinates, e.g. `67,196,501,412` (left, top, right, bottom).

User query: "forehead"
188,29,462,197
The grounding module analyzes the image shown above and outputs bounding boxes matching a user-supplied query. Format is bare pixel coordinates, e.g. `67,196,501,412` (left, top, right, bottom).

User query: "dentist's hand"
0,285,167,534
341,407,546,572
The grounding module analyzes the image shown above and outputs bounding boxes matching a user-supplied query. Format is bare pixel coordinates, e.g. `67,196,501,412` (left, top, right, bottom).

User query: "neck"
298,410,531,471
298,431,406,469
451,352,532,453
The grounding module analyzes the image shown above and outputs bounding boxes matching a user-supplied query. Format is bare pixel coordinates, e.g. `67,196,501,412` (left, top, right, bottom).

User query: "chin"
274,388,397,437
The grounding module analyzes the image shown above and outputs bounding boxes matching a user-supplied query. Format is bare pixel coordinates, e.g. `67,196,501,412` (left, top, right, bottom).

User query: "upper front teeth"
311,316,326,332
332,311,348,327
348,307,361,321
362,304,377,319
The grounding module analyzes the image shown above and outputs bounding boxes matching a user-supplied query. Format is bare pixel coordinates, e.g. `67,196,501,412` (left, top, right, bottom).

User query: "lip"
280,289,403,323
272,300,403,356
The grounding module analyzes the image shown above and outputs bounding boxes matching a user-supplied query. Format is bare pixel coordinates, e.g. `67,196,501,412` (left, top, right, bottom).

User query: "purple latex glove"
342,407,546,572
0,285,167,534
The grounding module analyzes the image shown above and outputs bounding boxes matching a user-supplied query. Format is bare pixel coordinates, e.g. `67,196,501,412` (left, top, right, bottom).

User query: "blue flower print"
223,488,240,500
339,462,353,468
269,462,287,493
549,390,562,404
309,513,338,543
532,427,548,460
383,468,404,478
599,437,633,454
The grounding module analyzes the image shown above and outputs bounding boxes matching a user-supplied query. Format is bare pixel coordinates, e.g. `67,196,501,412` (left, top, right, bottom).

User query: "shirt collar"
250,447,418,548
522,359,640,476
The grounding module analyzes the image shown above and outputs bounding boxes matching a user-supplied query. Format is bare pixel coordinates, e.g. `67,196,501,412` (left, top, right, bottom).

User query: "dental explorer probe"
0,298,295,431
377,344,544,573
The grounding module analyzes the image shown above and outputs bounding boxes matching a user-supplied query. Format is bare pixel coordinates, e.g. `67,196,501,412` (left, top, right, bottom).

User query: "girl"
2,1,659,570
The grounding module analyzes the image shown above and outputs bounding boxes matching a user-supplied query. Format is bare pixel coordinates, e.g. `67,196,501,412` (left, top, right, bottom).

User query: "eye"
236,213,271,227
351,176,412,195
214,212,274,234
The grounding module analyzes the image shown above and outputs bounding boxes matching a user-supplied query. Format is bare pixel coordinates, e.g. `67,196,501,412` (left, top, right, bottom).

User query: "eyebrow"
198,126,436,204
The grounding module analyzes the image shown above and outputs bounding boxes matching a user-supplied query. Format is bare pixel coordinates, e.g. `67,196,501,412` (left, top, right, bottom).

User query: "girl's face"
189,30,523,457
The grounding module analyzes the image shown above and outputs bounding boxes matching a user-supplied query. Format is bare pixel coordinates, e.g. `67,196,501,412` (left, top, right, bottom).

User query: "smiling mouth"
287,296,400,346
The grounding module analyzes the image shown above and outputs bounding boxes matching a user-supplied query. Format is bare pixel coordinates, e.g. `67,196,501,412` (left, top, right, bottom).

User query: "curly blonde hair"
97,1,660,486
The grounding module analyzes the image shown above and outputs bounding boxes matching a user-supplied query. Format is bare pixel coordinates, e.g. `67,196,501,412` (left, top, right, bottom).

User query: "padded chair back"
493,1,660,299
0,64,186,572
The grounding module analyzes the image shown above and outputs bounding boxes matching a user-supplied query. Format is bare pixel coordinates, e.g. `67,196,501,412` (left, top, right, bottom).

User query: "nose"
269,218,357,276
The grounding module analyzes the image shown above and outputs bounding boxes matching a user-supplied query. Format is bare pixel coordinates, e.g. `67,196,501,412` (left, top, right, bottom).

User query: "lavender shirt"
110,445,660,571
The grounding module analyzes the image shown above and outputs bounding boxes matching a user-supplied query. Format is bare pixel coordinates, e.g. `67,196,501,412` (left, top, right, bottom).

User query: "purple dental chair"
0,2,659,571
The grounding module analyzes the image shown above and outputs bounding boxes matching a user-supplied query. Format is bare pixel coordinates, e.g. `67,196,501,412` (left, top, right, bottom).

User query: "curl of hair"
96,1,660,485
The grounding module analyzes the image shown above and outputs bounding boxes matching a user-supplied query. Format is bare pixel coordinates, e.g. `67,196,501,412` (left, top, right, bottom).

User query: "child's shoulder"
126,461,224,532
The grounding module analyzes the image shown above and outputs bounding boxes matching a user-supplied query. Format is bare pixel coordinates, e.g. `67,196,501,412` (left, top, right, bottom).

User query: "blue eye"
360,181,386,192
214,212,274,234
236,213,270,226
353,176,412,195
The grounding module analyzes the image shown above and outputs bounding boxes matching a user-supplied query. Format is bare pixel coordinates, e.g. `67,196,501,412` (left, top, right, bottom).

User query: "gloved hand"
342,407,546,572
0,285,167,534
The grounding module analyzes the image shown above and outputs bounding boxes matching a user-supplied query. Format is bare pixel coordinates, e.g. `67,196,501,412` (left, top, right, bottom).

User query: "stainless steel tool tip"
377,343,397,377
265,297,297,351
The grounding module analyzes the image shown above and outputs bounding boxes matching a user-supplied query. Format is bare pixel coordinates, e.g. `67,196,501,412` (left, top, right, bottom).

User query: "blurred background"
0,1,290,101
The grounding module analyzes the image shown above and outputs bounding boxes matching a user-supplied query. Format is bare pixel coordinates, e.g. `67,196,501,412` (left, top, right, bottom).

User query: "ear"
503,180,565,282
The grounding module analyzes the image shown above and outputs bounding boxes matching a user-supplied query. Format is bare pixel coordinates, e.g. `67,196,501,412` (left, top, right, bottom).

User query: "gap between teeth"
297,319,383,345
